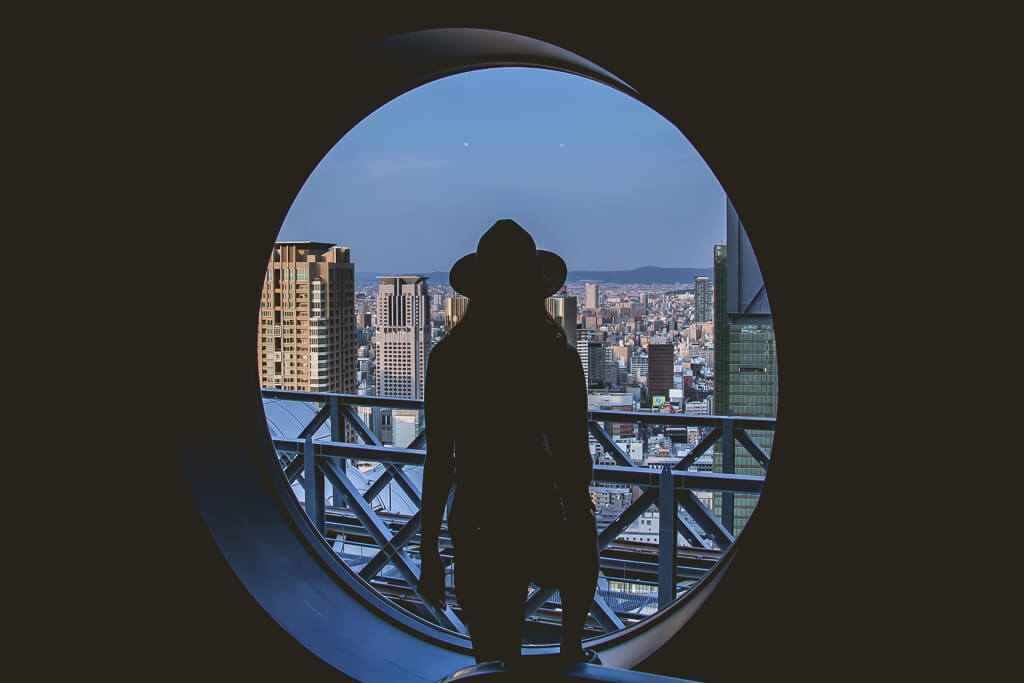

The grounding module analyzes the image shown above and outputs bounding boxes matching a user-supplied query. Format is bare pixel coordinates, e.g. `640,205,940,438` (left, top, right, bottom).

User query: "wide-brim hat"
449,219,567,299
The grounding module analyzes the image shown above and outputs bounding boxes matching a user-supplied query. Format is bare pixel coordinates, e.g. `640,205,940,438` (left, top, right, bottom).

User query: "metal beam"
674,509,711,550
592,465,765,495
674,428,721,471
359,511,423,582
599,555,709,581
598,488,659,550
363,469,393,504
284,453,303,483
329,396,347,507
589,421,635,467
298,402,332,440
658,466,675,610
304,436,324,534
406,429,426,451
722,414,735,535
676,491,734,551
340,403,383,448
735,428,771,470
590,592,626,632
264,390,775,431
588,409,775,431
273,438,426,467
262,388,423,410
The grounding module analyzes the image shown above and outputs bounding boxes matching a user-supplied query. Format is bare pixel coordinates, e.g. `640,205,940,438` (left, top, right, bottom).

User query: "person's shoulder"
430,335,454,362
552,336,582,367
554,334,577,357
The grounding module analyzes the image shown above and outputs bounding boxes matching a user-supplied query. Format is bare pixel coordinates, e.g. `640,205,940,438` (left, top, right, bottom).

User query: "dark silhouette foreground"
419,220,600,667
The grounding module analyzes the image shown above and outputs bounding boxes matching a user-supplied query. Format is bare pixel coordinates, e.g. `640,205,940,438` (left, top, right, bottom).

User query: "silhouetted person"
418,220,600,668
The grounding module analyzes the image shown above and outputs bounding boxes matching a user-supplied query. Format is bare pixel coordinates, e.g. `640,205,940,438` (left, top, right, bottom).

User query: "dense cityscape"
258,223,776,554
255,199,777,636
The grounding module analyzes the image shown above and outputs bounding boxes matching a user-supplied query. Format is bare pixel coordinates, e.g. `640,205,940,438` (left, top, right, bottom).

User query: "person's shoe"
560,647,601,667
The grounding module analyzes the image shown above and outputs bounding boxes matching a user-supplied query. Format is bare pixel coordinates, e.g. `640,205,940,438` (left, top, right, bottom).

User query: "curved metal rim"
185,25,773,677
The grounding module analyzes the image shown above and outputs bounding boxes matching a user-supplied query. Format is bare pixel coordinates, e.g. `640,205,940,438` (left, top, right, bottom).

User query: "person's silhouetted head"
449,219,566,307
448,220,567,339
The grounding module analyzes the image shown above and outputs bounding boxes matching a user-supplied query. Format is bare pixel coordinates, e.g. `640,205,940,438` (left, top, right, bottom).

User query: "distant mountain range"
565,266,712,284
356,265,712,285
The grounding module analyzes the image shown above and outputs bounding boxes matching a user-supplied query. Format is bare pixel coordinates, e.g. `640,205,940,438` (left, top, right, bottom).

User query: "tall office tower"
694,276,712,323
375,276,431,399
647,343,674,406
545,295,578,343
588,339,610,389
443,295,469,332
576,328,592,389
585,283,599,311
258,242,356,395
639,292,648,310
712,200,777,537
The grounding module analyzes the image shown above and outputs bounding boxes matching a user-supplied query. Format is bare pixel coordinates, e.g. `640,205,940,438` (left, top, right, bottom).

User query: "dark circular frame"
179,27,772,681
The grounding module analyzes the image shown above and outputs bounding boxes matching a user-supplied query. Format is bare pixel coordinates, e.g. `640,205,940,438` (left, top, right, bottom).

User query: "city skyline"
276,67,727,273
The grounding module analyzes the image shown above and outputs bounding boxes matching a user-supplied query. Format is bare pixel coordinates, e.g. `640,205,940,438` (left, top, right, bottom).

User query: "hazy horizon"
277,67,728,273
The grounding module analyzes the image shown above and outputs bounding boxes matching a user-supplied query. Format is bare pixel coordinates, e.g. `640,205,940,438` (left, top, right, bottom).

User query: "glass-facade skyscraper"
712,238,777,536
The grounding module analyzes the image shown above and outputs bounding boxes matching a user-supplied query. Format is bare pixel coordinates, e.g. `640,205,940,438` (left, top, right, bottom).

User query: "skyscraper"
694,276,712,323
545,294,578,342
375,276,431,399
712,200,777,536
588,339,610,389
585,282,599,311
258,241,356,395
576,328,592,389
443,295,469,332
647,343,674,406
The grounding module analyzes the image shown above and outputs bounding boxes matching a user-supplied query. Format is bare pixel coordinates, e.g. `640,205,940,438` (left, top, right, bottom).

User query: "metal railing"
262,389,772,638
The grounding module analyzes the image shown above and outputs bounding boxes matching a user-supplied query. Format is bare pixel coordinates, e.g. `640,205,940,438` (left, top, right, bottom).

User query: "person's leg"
455,532,527,665
496,570,531,669
559,523,600,661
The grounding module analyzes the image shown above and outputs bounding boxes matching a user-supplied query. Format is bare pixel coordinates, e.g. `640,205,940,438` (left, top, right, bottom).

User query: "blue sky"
278,67,727,273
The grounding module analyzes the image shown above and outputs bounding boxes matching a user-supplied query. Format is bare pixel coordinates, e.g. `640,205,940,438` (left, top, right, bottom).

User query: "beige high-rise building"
375,276,431,400
257,242,356,396
545,295,577,343
443,295,469,332
585,283,599,311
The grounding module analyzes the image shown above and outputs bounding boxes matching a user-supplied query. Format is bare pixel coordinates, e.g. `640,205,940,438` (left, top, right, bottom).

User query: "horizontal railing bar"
588,409,775,430
262,388,424,410
274,438,763,493
323,519,708,578
592,465,765,494
274,438,426,466
261,390,775,430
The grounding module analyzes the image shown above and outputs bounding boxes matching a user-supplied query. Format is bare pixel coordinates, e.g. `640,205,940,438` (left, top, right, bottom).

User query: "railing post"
721,411,735,536
304,435,325,534
329,396,345,507
658,464,675,610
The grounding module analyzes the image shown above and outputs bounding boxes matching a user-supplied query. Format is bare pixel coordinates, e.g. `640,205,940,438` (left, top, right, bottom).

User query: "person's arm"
550,344,596,519
417,342,455,605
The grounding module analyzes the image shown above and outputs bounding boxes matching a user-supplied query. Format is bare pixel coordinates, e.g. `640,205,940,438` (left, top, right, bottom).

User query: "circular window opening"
258,66,776,649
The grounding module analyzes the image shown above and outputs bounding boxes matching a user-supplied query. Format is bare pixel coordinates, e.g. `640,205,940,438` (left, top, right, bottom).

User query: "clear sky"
277,67,727,273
